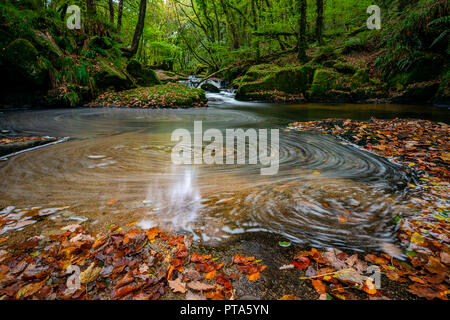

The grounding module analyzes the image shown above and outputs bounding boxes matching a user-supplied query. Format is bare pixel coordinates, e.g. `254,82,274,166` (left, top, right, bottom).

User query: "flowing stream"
0,83,449,251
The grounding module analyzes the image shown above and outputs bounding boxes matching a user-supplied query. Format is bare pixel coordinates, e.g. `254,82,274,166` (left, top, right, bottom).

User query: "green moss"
310,69,339,98
2,38,48,87
31,30,63,61
91,83,207,109
434,71,450,104
236,64,315,101
94,56,132,90
333,62,356,75
342,37,364,54
351,68,370,87
126,60,161,87
313,46,338,63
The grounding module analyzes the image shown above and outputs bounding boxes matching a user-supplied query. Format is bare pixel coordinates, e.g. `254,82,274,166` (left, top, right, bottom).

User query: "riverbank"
0,117,448,300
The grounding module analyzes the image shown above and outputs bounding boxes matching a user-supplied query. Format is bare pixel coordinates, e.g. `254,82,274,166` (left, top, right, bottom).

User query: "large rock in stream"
235,64,315,101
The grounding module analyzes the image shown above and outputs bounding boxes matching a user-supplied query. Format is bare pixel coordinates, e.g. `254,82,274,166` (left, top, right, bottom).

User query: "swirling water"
0,91,449,251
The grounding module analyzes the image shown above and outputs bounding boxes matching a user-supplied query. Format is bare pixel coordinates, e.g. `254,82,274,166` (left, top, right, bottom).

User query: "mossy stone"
2,38,48,88
310,69,338,98
94,56,132,90
333,62,356,75
352,69,370,87
126,60,161,87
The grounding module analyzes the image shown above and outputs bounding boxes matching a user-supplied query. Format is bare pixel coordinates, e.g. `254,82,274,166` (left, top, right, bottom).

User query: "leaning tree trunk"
108,0,114,24
122,0,147,57
316,0,324,45
297,0,307,62
117,0,124,32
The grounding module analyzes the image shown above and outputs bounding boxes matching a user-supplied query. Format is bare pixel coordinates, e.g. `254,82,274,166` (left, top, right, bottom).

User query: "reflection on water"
0,96,448,251
138,166,202,234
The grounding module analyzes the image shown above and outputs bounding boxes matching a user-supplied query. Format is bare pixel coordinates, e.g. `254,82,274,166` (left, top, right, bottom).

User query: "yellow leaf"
313,171,321,175
16,281,44,299
80,262,101,284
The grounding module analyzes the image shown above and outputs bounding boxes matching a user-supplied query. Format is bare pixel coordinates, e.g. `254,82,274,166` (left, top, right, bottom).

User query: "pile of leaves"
0,137,55,145
0,206,70,237
289,118,449,180
90,83,207,109
280,246,448,300
287,118,449,300
243,90,306,103
0,224,265,300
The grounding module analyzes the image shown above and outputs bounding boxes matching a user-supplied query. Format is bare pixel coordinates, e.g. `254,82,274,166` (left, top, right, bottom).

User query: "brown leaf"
364,254,389,264
407,284,448,300
425,256,447,275
168,276,187,293
187,281,216,291
112,284,138,299
80,262,102,284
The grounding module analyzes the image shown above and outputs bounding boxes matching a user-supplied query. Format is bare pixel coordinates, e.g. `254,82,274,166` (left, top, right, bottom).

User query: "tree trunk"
117,0,124,32
122,0,147,57
297,0,307,62
219,0,240,49
108,0,114,24
86,0,96,16
316,0,324,45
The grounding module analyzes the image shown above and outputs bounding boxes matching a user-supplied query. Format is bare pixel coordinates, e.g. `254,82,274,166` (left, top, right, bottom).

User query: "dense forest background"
0,0,448,106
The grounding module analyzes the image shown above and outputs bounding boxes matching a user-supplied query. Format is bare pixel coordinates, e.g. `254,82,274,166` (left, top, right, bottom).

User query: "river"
0,88,449,252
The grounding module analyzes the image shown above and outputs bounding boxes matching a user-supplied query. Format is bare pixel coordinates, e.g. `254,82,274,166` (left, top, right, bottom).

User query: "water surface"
1,95,449,251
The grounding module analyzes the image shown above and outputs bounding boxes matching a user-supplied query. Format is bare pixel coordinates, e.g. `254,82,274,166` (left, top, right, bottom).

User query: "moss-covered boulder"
32,30,63,62
333,62,356,75
126,60,161,87
90,83,207,109
390,54,444,87
94,56,133,91
393,81,440,104
433,72,449,105
200,82,220,93
310,69,339,98
351,68,370,88
236,64,315,101
2,38,48,89
312,46,338,63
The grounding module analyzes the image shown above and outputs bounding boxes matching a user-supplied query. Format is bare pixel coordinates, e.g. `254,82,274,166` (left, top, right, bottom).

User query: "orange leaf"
205,270,217,279
311,279,326,295
107,198,119,205
279,294,300,300
146,227,160,241
248,272,260,281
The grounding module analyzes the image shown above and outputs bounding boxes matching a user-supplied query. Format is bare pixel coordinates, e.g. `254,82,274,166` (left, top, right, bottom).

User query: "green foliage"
375,0,449,79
